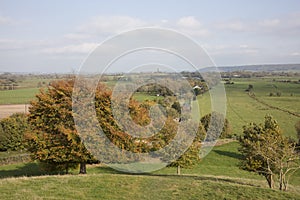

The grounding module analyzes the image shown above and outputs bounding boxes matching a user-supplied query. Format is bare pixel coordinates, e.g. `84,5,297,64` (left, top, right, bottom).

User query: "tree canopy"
26,79,204,174
26,80,95,174
239,115,300,190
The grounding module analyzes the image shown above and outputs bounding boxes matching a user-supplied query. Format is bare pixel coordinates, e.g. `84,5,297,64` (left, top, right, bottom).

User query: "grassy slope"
1,174,299,200
0,142,299,199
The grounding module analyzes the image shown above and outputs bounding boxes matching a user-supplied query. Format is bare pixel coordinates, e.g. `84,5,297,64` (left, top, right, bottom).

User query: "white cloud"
175,16,210,37
0,16,13,25
291,52,300,56
78,15,146,35
239,44,249,49
259,19,280,28
215,13,300,37
0,39,51,51
177,16,201,28
64,33,92,40
42,43,99,54
216,20,248,32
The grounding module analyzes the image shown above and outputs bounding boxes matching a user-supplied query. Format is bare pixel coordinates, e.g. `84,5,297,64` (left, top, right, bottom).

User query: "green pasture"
0,88,39,104
197,78,300,139
0,142,299,200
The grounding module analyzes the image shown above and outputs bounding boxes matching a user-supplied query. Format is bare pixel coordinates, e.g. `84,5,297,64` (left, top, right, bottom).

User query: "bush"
0,113,29,151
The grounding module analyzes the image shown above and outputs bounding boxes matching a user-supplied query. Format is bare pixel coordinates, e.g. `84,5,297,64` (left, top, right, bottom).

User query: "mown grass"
1,142,299,199
1,173,299,200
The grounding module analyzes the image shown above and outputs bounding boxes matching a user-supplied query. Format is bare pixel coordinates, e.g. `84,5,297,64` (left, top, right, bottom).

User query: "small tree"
239,115,300,190
167,123,205,175
200,112,232,140
245,84,254,92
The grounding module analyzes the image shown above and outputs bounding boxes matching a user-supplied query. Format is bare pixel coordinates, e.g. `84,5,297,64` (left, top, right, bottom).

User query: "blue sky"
0,0,300,73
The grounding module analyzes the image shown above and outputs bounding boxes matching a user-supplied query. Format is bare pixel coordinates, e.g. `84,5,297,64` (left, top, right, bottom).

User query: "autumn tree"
239,115,300,190
0,113,29,151
26,79,96,174
163,122,205,175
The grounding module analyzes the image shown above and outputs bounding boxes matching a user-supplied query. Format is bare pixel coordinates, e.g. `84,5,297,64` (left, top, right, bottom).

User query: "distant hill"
201,64,300,72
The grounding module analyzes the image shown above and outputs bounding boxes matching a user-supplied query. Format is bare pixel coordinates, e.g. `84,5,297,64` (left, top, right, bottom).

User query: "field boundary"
247,92,300,118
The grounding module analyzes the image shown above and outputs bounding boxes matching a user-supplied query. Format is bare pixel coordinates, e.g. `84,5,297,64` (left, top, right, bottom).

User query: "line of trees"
1,78,232,175
24,79,232,175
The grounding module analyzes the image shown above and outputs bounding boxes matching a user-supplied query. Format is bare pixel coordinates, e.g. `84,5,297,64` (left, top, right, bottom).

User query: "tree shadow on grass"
213,150,243,160
92,165,124,175
0,162,58,179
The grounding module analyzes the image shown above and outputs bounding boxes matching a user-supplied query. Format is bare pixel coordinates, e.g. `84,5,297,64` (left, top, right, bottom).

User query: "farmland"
0,72,299,199
1,74,299,137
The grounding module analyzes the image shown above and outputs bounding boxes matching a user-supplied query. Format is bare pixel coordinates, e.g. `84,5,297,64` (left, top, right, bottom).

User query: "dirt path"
0,104,29,119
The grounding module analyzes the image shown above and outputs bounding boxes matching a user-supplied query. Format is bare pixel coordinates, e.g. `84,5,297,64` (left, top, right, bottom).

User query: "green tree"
239,115,300,190
0,113,28,151
200,112,232,140
26,80,96,174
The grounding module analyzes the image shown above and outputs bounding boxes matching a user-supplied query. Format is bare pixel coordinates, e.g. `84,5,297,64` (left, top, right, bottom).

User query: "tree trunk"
65,163,69,174
177,165,181,175
279,169,283,190
283,174,288,191
79,162,87,174
266,174,274,189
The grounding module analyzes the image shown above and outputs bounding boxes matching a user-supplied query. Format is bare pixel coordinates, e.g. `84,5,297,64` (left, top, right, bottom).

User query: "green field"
0,142,299,199
0,88,39,104
0,77,299,136
197,78,300,138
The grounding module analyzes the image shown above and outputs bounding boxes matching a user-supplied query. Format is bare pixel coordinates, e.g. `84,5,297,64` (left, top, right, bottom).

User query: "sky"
0,0,300,73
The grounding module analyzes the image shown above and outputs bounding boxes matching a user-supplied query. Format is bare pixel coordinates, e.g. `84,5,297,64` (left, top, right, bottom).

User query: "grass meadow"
0,142,299,199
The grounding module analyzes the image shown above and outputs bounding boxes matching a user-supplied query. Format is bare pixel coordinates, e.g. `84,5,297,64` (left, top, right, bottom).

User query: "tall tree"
239,115,300,190
26,80,95,174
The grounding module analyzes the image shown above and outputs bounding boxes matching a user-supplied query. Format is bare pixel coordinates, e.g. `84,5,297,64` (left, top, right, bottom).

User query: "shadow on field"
0,162,55,179
92,165,125,175
213,150,243,159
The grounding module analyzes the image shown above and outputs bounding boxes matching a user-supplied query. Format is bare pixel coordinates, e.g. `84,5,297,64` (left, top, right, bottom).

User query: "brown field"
0,104,29,119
